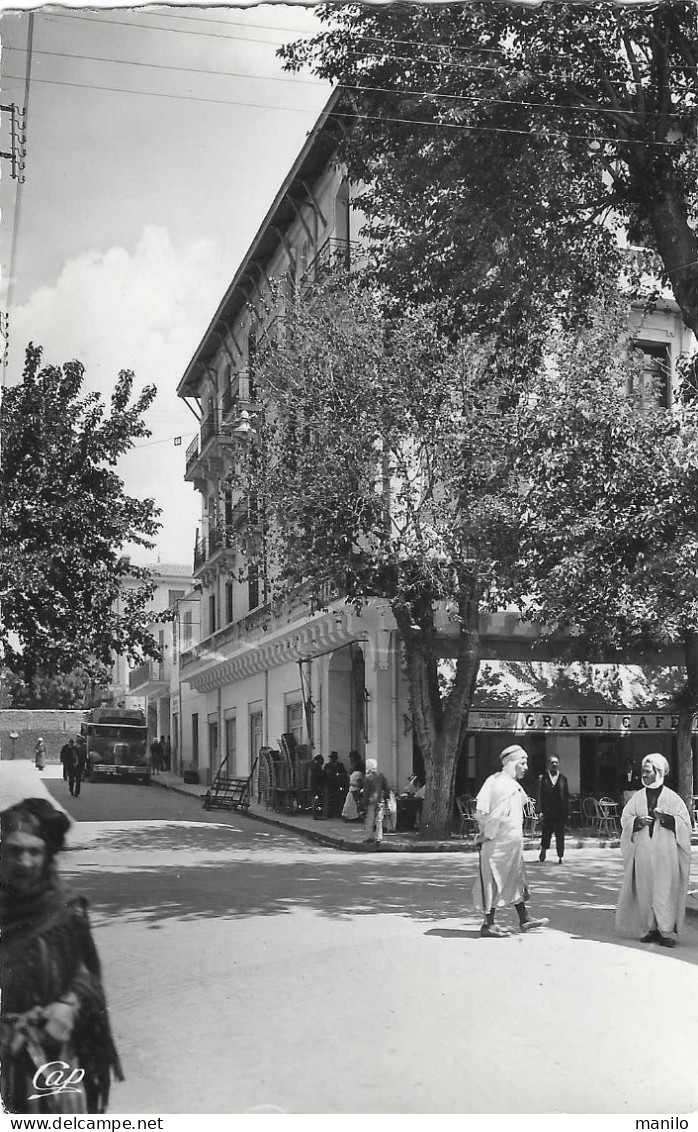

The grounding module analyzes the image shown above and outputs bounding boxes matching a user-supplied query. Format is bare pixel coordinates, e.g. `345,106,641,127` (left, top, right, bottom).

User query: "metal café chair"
456,796,477,839
598,797,620,837
523,796,541,837
581,796,601,831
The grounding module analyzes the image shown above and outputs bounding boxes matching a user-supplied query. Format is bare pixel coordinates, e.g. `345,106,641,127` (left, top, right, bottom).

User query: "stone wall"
0,709,85,762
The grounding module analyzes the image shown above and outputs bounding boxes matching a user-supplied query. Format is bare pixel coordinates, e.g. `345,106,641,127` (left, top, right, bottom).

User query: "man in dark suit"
537,755,569,864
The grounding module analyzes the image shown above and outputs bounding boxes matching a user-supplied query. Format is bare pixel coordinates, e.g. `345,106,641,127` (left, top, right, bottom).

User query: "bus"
82,706,150,784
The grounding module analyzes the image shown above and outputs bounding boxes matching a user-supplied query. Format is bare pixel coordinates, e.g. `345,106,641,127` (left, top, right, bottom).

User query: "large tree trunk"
675,630,698,812
394,582,481,840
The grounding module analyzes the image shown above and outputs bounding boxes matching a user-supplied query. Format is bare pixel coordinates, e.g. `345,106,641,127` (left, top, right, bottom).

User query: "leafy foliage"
282,3,698,337
0,345,163,687
245,279,521,837
515,294,698,802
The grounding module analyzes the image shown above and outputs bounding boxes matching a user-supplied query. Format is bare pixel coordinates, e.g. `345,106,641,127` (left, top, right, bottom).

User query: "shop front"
455,662,697,802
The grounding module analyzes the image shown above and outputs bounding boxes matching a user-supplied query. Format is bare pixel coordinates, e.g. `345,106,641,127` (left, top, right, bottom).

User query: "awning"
441,660,694,734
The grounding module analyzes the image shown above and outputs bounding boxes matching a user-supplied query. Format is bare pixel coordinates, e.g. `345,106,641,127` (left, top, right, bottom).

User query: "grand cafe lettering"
469,710,697,733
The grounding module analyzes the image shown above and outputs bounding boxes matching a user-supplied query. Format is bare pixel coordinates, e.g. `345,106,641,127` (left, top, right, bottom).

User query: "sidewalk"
151,769,625,854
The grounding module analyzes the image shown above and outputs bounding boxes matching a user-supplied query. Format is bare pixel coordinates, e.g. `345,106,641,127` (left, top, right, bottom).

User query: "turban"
642,753,670,780
500,745,526,765
365,759,378,772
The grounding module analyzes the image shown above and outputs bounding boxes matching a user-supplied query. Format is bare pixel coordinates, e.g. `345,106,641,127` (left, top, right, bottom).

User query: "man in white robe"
616,752,692,948
473,745,549,937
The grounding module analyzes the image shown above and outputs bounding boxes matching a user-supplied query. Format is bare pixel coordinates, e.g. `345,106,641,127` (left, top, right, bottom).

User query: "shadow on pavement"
56,822,698,967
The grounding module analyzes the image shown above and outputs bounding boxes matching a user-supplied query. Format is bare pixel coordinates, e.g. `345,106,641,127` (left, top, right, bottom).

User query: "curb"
152,776,625,854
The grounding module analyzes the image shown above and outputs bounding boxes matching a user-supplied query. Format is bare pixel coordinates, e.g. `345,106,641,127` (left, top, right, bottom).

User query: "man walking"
473,744,549,937
616,753,691,948
362,759,390,846
537,755,569,864
60,737,75,783
67,739,87,797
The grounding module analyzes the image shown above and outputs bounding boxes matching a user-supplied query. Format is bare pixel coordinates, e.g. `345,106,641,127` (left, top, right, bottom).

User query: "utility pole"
2,11,34,387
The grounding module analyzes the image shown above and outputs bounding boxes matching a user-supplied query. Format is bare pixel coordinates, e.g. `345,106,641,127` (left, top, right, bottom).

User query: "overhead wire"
41,8,698,84
0,71,689,149
4,44,686,123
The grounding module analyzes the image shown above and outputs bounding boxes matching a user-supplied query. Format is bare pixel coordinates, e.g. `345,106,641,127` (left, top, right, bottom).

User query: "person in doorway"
67,741,88,799
163,737,172,772
362,759,391,846
537,755,569,864
310,754,325,819
323,751,349,818
59,738,75,783
616,753,691,948
342,755,365,822
34,738,46,772
149,736,163,774
621,759,642,806
473,745,549,937
0,796,123,1112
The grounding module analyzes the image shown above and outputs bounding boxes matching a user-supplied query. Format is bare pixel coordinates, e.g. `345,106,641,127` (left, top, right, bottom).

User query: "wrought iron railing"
193,536,207,571
185,435,199,472
200,413,216,448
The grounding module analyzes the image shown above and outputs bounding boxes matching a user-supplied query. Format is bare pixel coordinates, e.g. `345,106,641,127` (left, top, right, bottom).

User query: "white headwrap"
642,753,670,785
500,745,526,765
365,758,378,772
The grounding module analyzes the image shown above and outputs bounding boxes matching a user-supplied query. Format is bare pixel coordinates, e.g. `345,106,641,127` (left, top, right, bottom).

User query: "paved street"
44,770,698,1115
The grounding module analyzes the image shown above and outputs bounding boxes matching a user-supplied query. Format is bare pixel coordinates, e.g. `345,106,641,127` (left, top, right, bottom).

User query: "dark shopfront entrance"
579,734,680,799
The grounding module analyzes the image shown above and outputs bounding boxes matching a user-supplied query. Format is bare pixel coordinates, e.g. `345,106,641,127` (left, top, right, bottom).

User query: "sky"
0,2,332,568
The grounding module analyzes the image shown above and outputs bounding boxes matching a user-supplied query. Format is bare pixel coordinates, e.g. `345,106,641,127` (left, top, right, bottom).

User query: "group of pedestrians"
473,743,692,947
149,734,172,774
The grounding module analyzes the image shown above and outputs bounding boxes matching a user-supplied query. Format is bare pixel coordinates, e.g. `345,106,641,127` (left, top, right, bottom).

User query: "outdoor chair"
598,797,620,837
523,796,541,837
581,796,601,830
456,796,477,839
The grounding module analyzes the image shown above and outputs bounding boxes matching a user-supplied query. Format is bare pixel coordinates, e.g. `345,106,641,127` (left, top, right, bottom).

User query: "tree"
514,293,698,809
0,344,163,688
282,4,698,337
246,279,520,838
1,666,98,709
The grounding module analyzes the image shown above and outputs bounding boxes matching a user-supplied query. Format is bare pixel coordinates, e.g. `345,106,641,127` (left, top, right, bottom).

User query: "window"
192,713,199,767
209,593,217,635
225,716,237,776
225,581,233,624
182,610,193,650
286,702,304,746
250,710,264,766
631,343,670,408
209,717,219,774
248,563,260,611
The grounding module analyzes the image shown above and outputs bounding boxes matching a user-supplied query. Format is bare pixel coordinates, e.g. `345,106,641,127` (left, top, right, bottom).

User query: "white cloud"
7,225,230,566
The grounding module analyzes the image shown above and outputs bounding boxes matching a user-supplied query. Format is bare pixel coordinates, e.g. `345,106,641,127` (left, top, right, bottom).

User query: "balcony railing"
194,536,207,571
185,435,199,473
302,238,360,285
129,657,168,692
200,412,217,449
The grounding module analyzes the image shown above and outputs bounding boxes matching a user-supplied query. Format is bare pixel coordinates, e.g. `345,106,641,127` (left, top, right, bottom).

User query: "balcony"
302,238,361,287
194,536,207,572
129,657,170,695
200,412,217,449
185,435,199,474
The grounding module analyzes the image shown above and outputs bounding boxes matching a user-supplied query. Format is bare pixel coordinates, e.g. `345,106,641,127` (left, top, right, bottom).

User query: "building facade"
125,563,203,776
176,94,696,800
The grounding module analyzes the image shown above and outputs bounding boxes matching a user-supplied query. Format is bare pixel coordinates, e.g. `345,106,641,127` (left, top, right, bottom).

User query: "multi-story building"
177,93,696,800
126,563,203,775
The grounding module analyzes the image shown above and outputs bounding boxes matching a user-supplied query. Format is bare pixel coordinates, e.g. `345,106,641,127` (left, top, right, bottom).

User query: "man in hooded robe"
616,753,691,948
473,744,549,937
